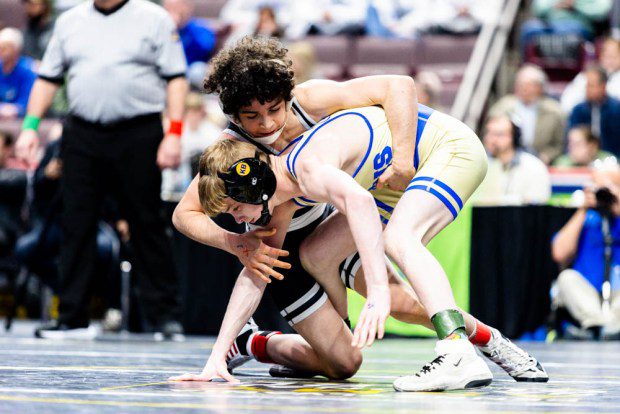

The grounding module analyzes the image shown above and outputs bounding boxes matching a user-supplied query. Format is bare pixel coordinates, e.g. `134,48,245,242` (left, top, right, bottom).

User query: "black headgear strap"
217,151,276,226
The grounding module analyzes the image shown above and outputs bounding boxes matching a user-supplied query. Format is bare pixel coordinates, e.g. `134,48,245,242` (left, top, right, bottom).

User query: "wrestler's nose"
261,116,276,131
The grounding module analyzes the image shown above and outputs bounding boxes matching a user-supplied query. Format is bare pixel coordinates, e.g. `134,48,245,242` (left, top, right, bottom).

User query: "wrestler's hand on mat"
157,133,182,169
230,228,291,284
351,285,391,348
376,164,415,192
168,355,240,383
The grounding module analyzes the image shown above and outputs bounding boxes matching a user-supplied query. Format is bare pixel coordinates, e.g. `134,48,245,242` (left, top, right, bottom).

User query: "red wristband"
168,119,183,136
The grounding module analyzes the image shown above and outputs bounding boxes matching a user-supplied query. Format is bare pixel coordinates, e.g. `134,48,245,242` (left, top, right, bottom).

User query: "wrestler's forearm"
301,165,389,290
172,176,239,254
211,269,267,358
343,194,389,291
172,209,239,253
383,76,418,172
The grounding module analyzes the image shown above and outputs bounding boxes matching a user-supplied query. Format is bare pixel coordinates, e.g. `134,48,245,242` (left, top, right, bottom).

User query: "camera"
595,187,617,215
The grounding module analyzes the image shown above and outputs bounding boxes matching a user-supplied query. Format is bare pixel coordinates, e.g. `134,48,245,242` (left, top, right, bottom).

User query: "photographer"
551,169,620,339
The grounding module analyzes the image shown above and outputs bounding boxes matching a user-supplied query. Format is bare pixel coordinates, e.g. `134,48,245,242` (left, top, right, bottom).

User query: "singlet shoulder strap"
290,95,317,130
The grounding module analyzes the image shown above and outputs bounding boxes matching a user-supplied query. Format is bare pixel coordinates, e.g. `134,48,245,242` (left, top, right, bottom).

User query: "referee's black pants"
59,114,180,328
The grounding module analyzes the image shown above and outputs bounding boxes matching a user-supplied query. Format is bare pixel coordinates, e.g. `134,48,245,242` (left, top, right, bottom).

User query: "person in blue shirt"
568,65,620,157
164,0,216,66
552,170,620,339
0,28,36,119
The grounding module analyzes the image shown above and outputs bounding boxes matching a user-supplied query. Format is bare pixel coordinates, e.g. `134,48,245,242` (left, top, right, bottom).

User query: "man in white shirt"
476,115,551,205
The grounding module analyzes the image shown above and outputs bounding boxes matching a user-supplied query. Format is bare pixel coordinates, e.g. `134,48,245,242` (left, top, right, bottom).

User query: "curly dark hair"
204,36,295,117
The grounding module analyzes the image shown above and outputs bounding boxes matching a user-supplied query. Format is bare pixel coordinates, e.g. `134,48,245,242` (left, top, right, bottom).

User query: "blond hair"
197,139,264,216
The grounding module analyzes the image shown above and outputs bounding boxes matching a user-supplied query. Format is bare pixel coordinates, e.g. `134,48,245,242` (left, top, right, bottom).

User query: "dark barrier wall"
470,206,574,338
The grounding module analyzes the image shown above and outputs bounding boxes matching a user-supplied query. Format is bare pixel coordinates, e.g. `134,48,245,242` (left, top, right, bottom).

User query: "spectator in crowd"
521,0,612,48
568,65,620,157
365,0,431,39
475,115,552,205
427,0,501,35
561,38,620,114
553,125,614,167
222,0,366,41
0,28,36,119
416,70,444,110
162,93,220,198
488,64,565,164
254,6,284,38
366,0,499,39
163,0,216,67
0,130,27,264
219,0,289,45
22,0,55,61
15,0,188,340
285,0,367,39
288,41,320,84
551,168,620,340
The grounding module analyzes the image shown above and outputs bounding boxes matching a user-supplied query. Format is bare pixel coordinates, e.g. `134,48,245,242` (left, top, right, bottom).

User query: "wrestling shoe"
478,328,548,382
393,338,493,392
226,318,258,372
269,364,317,379
34,320,98,340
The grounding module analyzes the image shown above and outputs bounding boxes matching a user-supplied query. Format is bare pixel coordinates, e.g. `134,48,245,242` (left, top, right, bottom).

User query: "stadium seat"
191,0,228,19
418,35,477,64
349,37,418,77
416,62,468,84
0,0,26,29
523,34,591,82
304,35,353,80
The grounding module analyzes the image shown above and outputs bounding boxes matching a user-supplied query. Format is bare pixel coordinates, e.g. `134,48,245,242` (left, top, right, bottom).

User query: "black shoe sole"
465,378,493,388
514,377,549,383
269,366,317,379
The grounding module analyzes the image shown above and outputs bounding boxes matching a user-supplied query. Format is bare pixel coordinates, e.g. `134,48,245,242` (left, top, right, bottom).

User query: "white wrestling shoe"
478,328,549,382
226,317,258,372
393,338,493,392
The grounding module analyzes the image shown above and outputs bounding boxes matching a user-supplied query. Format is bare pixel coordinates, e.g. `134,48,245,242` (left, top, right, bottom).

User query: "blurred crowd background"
1,0,620,341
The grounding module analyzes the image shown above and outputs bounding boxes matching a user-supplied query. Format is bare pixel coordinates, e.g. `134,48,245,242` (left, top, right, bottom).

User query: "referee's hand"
15,129,41,169
157,133,182,169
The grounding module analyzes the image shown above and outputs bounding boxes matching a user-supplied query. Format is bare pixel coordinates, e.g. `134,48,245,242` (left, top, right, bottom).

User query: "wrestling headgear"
217,151,277,226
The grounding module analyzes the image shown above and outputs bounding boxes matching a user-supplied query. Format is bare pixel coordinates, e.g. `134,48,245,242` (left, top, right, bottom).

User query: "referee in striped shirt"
15,0,189,339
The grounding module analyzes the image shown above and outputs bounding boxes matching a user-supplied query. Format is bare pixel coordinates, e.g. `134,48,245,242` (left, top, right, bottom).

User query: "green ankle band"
22,114,41,131
431,309,466,339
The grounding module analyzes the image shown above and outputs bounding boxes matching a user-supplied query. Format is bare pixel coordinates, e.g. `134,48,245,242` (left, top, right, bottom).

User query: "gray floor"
0,321,619,413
